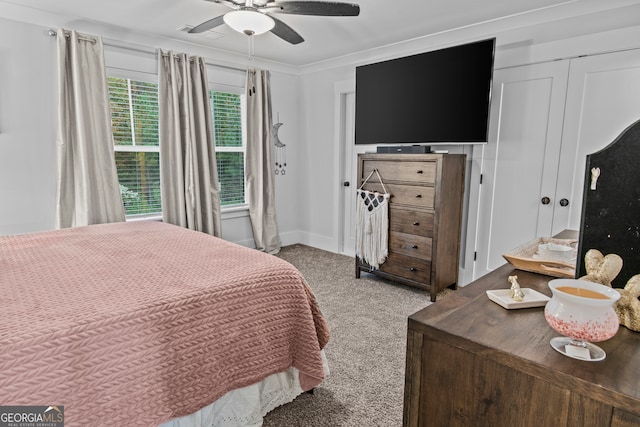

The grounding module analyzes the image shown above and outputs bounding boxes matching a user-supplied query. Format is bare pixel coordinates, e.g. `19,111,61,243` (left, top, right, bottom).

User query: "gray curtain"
158,50,221,237
55,29,125,228
245,69,281,254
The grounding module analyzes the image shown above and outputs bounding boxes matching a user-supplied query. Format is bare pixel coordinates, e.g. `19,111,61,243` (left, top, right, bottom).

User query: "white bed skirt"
161,351,329,427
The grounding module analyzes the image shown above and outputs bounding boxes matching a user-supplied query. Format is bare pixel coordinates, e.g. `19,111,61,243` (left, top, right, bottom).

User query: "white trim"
211,89,248,208
460,144,486,286
125,214,162,222
125,207,249,222
221,205,249,219
209,82,244,94
297,231,339,254
113,145,159,152
215,146,244,153
296,1,640,75
279,230,302,248
106,67,158,83
333,79,355,254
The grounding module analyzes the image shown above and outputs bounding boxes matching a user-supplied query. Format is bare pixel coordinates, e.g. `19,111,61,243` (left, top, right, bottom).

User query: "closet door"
553,48,640,234
474,60,569,278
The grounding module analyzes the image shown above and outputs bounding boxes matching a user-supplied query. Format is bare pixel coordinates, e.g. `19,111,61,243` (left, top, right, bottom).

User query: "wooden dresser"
403,237,640,426
355,153,465,301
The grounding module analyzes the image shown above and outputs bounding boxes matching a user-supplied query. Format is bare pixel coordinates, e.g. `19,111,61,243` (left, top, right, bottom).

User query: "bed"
0,221,330,426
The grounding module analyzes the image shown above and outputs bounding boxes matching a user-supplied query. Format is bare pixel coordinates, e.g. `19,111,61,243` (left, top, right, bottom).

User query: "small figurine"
615,274,640,332
590,167,601,190
579,249,639,332
508,275,525,302
580,249,623,288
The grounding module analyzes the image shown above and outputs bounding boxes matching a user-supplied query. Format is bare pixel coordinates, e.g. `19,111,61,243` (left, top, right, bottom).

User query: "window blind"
108,77,246,215
211,91,245,206
108,77,162,216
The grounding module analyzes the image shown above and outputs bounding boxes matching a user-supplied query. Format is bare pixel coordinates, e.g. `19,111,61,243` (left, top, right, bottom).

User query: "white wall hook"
590,167,601,190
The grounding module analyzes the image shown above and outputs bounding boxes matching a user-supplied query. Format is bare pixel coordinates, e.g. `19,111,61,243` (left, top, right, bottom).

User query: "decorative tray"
502,237,577,278
486,288,551,309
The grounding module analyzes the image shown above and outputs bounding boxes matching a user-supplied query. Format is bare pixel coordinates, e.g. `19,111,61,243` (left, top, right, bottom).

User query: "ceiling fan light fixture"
223,9,275,36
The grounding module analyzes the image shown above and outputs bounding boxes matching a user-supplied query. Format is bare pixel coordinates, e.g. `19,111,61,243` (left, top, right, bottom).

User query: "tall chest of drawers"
355,153,466,301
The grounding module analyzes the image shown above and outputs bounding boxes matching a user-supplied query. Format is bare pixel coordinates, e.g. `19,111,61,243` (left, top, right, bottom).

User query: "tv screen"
355,38,495,145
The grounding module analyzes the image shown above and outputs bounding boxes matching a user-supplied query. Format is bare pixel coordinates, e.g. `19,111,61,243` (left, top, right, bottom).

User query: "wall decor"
272,113,286,175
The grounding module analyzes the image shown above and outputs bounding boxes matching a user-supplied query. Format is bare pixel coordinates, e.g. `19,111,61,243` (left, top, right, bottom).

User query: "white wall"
296,68,349,251
3,6,640,274
266,70,301,247
294,13,640,283
0,17,302,248
0,18,57,234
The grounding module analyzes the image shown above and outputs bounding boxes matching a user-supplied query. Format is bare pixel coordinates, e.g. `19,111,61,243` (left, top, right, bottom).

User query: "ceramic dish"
486,288,551,309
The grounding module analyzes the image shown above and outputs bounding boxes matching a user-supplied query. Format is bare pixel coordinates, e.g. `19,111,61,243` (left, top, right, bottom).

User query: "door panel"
474,60,569,278
554,49,640,233
341,92,357,254
473,48,640,281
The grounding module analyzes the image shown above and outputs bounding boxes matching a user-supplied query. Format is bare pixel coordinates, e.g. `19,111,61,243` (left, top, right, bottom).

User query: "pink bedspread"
0,221,329,426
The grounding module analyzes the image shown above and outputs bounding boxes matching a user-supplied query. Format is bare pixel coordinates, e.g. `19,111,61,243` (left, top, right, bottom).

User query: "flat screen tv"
355,38,495,145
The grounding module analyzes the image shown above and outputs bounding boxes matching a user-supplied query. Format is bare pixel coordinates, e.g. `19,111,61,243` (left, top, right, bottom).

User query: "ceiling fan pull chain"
247,34,254,62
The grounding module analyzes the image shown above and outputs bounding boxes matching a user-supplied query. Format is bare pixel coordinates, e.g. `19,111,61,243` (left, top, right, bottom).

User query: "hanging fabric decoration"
272,113,286,175
355,169,390,270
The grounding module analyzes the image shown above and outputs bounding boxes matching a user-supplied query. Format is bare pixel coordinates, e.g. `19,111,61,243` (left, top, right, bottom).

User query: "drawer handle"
416,170,423,174
411,245,418,249
409,267,417,272
413,222,420,226
415,194,422,198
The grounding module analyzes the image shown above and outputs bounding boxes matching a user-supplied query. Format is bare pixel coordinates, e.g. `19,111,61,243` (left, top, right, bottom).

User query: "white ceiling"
3,0,640,67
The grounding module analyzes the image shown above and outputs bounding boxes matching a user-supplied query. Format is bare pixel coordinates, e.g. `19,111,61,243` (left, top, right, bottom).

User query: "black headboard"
576,118,640,287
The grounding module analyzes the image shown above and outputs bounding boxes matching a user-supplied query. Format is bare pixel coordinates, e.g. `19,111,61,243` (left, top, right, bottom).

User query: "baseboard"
296,231,338,254
229,231,301,250
235,232,464,281
231,238,255,248
279,230,302,247
458,266,471,287
341,247,355,257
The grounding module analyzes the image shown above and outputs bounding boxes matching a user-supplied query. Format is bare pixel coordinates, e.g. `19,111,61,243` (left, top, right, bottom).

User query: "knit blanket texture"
0,221,329,426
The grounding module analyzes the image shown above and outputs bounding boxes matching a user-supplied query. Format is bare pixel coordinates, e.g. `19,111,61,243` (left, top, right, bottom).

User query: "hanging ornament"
272,113,287,175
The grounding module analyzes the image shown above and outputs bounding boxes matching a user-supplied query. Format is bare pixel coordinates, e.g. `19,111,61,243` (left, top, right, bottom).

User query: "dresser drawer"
389,184,434,209
390,207,434,237
379,253,431,283
362,160,437,184
361,183,434,209
389,231,432,259
356,152,465,301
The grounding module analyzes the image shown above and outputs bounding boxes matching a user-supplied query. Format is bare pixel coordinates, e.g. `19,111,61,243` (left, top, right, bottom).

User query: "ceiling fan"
189,0,360,45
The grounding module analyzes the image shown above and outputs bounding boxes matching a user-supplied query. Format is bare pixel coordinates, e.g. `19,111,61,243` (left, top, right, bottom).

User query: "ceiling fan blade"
189,15,226,33
266,1,360,16
269,15,304,44
203,0,243,8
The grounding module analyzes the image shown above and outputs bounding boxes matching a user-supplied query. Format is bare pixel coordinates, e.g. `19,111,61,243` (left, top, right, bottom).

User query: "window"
211,90,246,207
108,77,161,217
107,76,246,217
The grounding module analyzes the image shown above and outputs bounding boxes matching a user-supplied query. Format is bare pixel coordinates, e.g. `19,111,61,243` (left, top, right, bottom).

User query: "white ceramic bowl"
544,278,621,361
538,243,575,263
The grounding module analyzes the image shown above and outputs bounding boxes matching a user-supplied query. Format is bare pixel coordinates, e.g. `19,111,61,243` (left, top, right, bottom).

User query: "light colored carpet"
263,244,452,427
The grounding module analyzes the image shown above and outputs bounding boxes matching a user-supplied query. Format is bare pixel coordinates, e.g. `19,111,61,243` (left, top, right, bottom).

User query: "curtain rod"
48,29,96,44
47,29,247,73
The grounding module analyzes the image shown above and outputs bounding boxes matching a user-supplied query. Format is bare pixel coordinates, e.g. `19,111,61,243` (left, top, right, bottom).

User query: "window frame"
106,69,248,220
209,83,249,213
107,69,162,220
